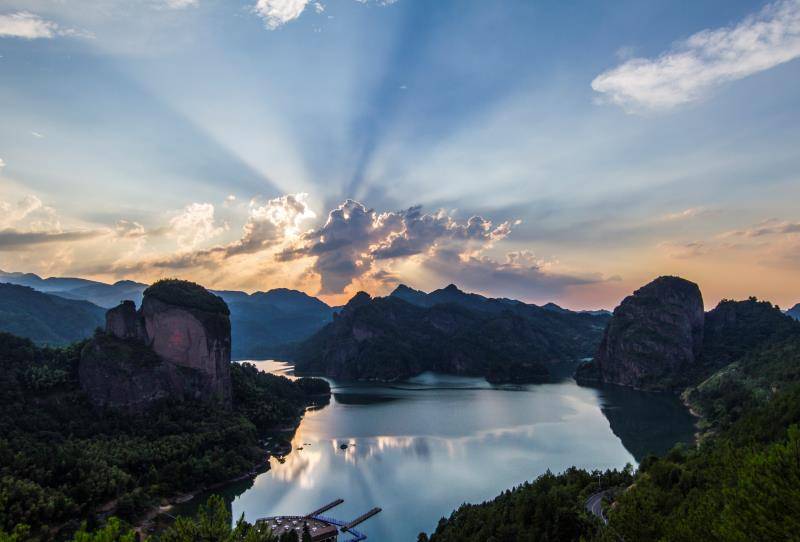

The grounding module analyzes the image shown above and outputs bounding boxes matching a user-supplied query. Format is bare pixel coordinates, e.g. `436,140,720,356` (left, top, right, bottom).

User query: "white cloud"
0,11,89,40
254,0,310,29
0,158,5,169
592,0,800,111
253,0,396,29
164,0,198,8
31,131,44,138
660,207,708,221
168,202,226,250
0,195,45,229
0,12,57,39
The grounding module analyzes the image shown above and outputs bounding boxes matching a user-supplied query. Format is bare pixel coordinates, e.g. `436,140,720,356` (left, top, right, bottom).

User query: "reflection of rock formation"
593,383,696,462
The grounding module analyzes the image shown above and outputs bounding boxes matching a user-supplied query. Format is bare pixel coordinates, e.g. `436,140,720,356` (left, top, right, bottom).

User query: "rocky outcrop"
576,276,704,391
79,279,232,411
105,300,145,341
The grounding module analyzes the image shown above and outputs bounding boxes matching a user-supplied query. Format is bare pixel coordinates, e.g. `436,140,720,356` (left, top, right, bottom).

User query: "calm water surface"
191,361,695,541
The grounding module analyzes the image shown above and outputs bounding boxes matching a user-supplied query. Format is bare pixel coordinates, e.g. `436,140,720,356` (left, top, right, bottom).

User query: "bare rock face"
140,295,232,405
106,300,146,341
79,279,232,411
578,276,704,391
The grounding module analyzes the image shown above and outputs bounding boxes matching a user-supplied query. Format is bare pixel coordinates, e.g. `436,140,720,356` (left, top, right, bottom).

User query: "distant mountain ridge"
787,303,800,321
0,269,334,357
0,283,105,345
291,284,611,382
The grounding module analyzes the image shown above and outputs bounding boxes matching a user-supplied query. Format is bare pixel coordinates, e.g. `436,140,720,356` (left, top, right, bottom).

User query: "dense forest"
0,332,328,541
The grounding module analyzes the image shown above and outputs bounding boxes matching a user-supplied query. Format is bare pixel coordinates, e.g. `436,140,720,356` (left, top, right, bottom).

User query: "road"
585,490,609,524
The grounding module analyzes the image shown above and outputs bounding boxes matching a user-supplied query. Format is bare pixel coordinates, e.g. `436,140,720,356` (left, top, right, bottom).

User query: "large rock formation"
79,279,232,411
577,276,704,390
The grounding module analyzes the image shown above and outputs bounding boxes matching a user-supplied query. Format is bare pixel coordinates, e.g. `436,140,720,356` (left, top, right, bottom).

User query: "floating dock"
257,499,381,542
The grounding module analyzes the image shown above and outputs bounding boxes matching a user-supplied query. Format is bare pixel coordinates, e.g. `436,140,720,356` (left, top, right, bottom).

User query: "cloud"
164,0,198,8
253,0,396,29
108,193,315,273
0,229,104,251
254,0,311,29
114,220,147,239
722,218,800,238
659,240,713,259
0,11,89,40
592,0,800,111
660,207,709,221
0,158,5,169
0,195,47,229
0,11,58,39
168,202,227,250
421,249,605,300
279,199,516,294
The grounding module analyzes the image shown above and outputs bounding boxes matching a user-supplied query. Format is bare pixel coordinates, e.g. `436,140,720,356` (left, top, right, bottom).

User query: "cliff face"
580,276,705,390
79,279,232,410
576,277,800,392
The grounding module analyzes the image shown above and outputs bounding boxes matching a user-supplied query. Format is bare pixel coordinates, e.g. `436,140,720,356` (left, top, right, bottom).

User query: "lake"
181,362,696,541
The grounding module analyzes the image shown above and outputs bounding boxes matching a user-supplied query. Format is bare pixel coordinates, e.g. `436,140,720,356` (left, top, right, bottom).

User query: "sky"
0,0,799,309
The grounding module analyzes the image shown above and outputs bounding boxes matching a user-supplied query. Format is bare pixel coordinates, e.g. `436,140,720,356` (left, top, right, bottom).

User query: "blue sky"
1,0,799,308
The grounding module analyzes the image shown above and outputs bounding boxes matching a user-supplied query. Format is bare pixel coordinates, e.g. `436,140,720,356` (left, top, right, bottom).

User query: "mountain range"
0,269,334,356
289,284,611,382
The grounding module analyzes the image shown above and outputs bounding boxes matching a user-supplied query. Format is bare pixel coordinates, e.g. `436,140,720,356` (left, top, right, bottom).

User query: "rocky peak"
79,279,233,410
344,291,372,310
580,275,704,390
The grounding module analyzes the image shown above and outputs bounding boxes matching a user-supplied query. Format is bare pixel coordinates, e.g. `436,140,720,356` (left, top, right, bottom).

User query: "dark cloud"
279,199,515,294
0,228,105,251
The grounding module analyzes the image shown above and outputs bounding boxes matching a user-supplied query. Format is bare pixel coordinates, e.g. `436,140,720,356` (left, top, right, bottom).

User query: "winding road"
585,490,609,524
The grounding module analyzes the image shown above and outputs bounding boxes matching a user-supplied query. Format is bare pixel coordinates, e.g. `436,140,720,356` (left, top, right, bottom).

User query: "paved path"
585,490,609,524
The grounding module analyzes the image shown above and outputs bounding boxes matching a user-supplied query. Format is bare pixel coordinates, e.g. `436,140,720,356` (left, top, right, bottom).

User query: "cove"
178,362,695,541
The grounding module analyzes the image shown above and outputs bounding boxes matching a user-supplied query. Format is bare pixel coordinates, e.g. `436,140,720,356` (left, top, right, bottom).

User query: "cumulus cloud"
0,195,47,229
592,0,800,111
253,0,396,29
168,202,227,250
109,193,315,273
254,0,311,29
279,199,516,294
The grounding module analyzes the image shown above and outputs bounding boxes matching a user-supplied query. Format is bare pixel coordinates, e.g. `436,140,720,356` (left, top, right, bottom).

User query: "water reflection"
174,368,695,542
587,383,697,461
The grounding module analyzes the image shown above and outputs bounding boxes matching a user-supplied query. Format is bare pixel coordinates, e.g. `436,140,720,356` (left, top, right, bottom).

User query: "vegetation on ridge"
144,279,230,315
